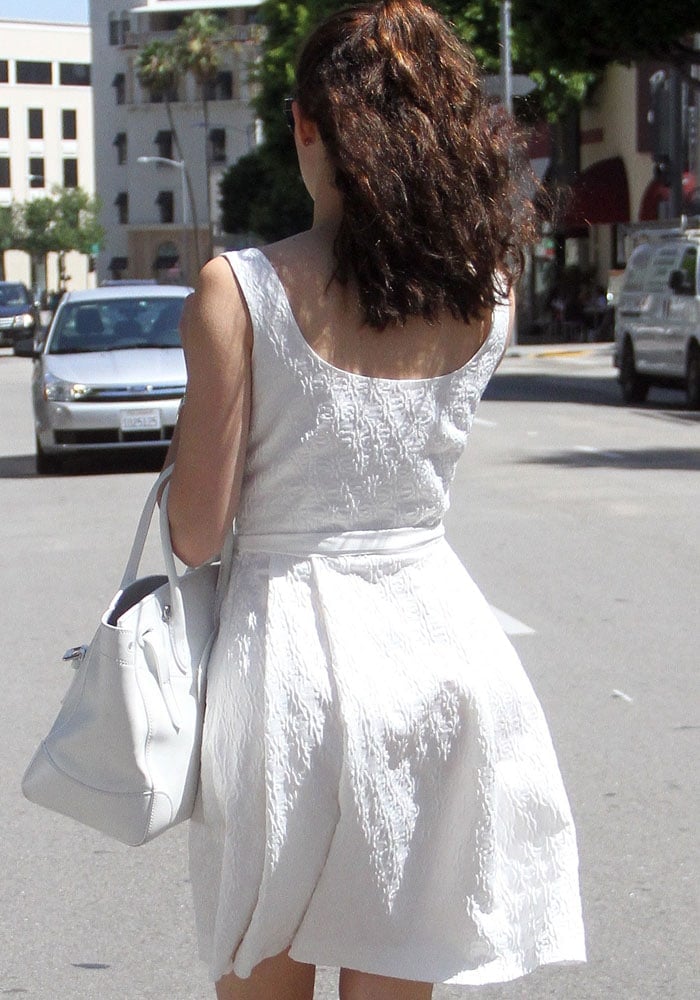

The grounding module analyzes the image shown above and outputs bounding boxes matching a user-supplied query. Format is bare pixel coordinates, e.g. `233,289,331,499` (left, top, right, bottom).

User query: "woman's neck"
311,168,343,232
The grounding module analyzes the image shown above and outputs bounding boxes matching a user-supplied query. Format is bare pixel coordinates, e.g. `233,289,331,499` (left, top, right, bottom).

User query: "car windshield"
48,297,186,354
0,284,30,306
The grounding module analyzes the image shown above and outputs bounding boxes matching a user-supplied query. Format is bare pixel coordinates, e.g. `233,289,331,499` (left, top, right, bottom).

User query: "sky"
0,0,89,22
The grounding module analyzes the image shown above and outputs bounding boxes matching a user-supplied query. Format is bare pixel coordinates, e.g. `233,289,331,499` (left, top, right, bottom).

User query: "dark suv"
0,282,39,349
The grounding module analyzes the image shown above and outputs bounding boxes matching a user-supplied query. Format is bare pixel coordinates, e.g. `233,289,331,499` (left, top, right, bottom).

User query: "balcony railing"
123,23,264,49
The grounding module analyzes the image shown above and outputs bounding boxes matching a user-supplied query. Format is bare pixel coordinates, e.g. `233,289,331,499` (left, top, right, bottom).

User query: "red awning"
564,156,630,232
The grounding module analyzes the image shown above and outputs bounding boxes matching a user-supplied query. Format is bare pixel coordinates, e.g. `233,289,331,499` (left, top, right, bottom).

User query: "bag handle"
117,468,234,668
119,466,173,589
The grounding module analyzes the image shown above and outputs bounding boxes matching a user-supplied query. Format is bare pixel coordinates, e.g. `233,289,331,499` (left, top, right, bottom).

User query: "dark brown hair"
295,0,540,329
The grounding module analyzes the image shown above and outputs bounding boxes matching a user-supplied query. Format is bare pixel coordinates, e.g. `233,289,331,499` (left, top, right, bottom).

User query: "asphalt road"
1,345,698,999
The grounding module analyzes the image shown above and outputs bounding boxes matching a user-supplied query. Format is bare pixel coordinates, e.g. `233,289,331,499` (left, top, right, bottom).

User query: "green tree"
175,11,226,261
15,196,60,288
136,39,202,273
14,188,104,289
0,204,21,281
514,0,700,79
52,188,104,287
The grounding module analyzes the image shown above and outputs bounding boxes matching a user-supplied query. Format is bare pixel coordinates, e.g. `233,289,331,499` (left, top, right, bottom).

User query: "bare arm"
165,256,252,566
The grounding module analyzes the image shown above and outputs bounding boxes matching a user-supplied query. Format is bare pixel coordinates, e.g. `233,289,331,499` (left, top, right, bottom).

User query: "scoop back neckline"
249,247,506,385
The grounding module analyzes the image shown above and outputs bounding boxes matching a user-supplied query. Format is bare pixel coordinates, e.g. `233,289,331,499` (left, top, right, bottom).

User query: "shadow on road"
0,450,164,480
524,447,700,471
487,371,693,413
486,372,620,406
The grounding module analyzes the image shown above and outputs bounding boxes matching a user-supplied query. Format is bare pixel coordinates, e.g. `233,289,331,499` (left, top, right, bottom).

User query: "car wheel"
36,437,62,475
686,343,700,410
619,340,649,404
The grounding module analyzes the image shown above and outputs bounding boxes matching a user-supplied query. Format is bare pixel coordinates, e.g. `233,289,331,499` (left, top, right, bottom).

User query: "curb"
506,344,614,360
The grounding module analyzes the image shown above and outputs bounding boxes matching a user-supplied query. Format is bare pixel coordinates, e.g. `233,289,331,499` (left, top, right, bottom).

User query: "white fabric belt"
234,524,445,557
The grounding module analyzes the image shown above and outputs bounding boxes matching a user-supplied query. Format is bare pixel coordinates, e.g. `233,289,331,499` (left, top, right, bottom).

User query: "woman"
165,2,586,998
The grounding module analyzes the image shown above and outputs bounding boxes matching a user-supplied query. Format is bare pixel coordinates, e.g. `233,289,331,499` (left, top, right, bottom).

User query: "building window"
153,241,179,273
112,73,126,106
108,13,120,46
113,131,127,164
109,255,129,276
115,191,128,224
62,109,77,140
203,71,233,102
0,61,8,84
147,84,178,104
0,158,10,187
108,12,130,46
29,157,45,187
0,108,8,139
209,128,226,164
63,158,78,188
155,130,173,160
28,108,43,139
17,61,52,85
60,63,91,87
156,190,174,224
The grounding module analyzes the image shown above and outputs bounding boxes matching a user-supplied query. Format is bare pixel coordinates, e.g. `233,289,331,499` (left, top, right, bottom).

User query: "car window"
622,246,652,292
48,297,186,354
647,245,681,292
0,283,30,306
676,247,697,295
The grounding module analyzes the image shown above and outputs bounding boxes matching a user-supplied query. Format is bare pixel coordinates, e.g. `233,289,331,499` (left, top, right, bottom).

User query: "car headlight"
13,312,34,328
42,372,90,402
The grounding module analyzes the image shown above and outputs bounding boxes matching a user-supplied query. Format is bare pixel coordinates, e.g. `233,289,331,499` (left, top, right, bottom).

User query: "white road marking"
473,417,498,427
491,606,536,635
611,688,634,703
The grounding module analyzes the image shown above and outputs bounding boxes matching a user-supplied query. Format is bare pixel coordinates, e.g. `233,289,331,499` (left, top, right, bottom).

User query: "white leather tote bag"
22,468,230,846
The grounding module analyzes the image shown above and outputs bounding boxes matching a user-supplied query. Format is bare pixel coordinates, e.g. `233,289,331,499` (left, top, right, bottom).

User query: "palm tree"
136,40,202,276
175,12,224,262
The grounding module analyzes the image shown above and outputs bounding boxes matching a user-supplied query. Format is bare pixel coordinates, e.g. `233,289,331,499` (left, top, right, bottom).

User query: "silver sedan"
19,284,191,474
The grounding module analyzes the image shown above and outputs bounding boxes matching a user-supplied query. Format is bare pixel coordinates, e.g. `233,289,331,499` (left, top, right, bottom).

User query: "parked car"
614,227,700,408
15,284,191,474
0,281,39,349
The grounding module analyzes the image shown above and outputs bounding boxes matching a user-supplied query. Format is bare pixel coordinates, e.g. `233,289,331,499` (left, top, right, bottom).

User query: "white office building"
89,0,262,286
0,19,94,292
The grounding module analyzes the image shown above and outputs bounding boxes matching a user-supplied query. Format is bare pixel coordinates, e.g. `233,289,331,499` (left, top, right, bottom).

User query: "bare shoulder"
180,256,252,360
195,255,245,316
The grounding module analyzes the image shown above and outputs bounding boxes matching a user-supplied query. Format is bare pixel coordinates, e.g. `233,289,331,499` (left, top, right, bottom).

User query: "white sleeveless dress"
188,248,586,985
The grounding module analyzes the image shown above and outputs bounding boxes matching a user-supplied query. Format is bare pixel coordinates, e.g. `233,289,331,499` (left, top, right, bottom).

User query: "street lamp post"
499,1,518,346
499,0,513,116
137,155,190,284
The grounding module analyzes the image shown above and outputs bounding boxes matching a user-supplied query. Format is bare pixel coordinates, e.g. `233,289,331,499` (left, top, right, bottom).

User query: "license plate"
120,409,161,432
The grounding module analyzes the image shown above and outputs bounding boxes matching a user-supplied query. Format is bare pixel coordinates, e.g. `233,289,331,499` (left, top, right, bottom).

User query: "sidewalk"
506,340,615,361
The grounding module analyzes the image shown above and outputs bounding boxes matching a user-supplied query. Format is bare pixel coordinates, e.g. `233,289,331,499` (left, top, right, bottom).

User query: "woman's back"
226,245,510,537
264,230,499,381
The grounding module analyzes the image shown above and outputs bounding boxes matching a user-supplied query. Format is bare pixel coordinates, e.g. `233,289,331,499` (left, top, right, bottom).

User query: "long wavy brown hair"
295,0,540,330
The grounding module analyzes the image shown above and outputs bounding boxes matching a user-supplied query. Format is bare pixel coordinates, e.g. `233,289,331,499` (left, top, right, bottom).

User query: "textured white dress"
189,248,586,985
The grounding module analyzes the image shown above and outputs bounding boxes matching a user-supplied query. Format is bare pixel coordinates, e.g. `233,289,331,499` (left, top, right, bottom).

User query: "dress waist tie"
234,524,445,557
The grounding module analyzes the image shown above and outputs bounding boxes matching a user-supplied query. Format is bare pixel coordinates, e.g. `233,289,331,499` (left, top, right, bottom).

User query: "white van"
614,224,699,407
